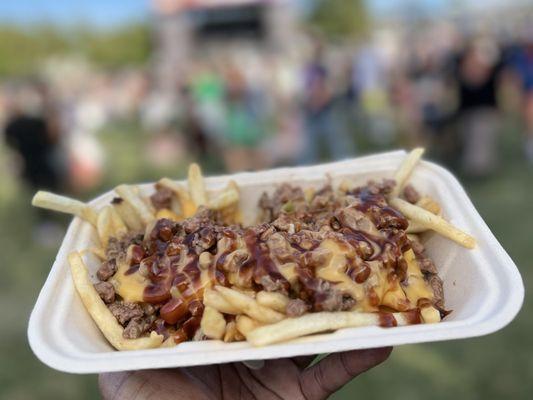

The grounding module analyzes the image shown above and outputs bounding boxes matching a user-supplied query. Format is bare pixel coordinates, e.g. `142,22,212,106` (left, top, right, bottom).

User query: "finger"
99,370,198,400
299,347,392,400
292,355,317,369
99,372,130,400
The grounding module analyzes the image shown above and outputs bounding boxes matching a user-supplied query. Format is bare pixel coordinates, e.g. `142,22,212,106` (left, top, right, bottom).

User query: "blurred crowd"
1,21,532,199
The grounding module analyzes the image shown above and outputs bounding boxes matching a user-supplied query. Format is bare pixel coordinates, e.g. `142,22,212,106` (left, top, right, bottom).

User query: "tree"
309,0,368,39
0,23,151,77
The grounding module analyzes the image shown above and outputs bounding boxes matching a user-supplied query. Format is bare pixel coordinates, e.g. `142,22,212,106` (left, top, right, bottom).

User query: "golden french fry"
420,305,441,323
406,220,428,233
142,195,156,215
158,177,197,217
304,187,316,202
161,337,177,348
234,330,245,341
215,286,284,324
203,289,241,314
115,185,154,225
236,315,260,336
390,198,476,249
246,311,417,346
223,321,238,342
67,252,164,350
201,306,226,340
416,196,441,215
188,163,207,207
158,177,189,200
96,206,114,248
390,148,425,198
31,191,97,225
256,291,290,313
337,180,352,194
81,247,106,260
208,185,239,210
170,197,182,216
109,206,128,238
112,197,144,231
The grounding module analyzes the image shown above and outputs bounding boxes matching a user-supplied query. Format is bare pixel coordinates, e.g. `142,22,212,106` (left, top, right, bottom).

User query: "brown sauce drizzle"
242,229,290,290
403,309,422,325
133,182,438,340
125,264,140,275
347,262,371,283
354,187,409,230
378,312,398,327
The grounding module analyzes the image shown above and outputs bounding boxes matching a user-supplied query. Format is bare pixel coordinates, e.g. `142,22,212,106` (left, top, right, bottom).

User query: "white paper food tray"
27,150,524,373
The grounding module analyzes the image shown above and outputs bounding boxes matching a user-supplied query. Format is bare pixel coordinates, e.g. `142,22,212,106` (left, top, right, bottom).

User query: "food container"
27,150,524,373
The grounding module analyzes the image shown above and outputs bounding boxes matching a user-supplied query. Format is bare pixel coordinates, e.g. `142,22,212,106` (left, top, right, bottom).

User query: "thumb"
298,347,392,400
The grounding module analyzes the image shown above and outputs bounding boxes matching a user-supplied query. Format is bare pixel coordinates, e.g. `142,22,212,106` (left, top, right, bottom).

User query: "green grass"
0,121,531,399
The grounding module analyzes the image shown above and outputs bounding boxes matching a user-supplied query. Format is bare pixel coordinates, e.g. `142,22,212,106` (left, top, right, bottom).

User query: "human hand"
99,347,392,400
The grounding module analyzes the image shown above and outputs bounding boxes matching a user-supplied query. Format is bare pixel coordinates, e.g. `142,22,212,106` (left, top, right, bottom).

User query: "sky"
0,0,150,27
0,0,527,27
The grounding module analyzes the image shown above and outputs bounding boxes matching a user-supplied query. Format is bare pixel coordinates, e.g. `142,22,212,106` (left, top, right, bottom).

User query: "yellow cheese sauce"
313,240,433,312
110,260,148,303
402,249,434,305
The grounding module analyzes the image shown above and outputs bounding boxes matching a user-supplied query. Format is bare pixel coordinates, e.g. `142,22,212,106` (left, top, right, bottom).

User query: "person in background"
4,83,62,192
454,38,504,178
351,42,393,146
180,84,211,161
507,35,533,164
299,40,353,165
4,82,65,245
221,66,268,172
408,43,457,166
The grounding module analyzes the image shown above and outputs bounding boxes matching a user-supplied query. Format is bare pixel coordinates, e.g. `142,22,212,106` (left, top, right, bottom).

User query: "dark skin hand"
99,347,392,400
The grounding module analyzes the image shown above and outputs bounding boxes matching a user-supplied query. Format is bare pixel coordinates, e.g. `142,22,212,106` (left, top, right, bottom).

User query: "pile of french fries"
32,150,476,350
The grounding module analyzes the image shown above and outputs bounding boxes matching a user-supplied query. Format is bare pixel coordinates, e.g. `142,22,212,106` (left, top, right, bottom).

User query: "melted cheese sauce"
402,249,434,304
107,230,437,316
111,261,148,303
315,240,385,311
312,240,434,312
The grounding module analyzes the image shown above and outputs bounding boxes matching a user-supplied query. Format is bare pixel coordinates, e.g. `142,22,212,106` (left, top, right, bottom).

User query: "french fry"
215,286,284,324
246,311,418,346
390,148,425,198
158,178,197,217
234,330,245,341
188,163,207,207
203,289,241,314
390,198,476,249
201,306,226,340
256,291,290,313
109,206,128,238
31,191,97,225
112,198,144,231
161,337,177,348
236,315,261,336
115,184,154,225
208,184,239,210
420,305,441,323
96,206,114,248
223,321,238,342
82,247,106,260
406,220,428,233
416,196,441,215
67,252,164,350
